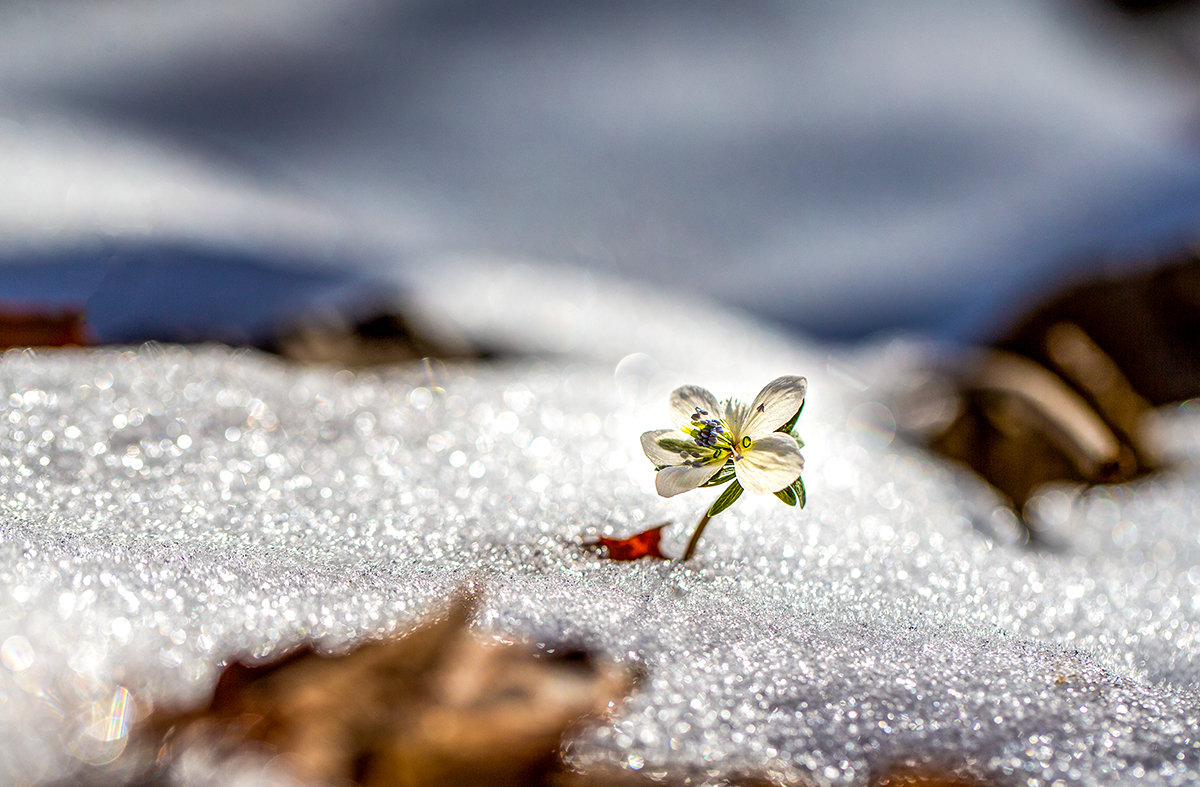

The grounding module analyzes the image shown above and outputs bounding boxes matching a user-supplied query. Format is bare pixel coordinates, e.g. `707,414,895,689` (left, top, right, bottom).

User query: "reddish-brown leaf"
593,525,669,561
0,306,91,349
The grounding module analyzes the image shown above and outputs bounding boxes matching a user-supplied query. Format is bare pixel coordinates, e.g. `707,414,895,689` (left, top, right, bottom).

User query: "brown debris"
923,252,1200,520
269,311,481,367
999,254,1200,407
0,306,90,349
143,596,634,786
928,343,1153,515
129,596,824,787
586,525,671,561
869,760,1003,787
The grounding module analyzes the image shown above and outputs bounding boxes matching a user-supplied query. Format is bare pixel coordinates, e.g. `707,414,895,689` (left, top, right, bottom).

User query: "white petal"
734,433,803,494
721,397,750,436
641,429,690,466
668,385,721,429
655,461,724,497
741,376,807,439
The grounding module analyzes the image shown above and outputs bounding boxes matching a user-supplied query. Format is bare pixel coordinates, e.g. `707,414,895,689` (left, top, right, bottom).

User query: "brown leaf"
0,306,90,349
591,525,670,561
917,252,1200,530
999,252,1200,407
142,594,634,787
269,312,483,366
870,762,1001,787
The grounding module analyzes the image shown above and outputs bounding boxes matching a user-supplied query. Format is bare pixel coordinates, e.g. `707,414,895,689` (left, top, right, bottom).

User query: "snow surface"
2,261,1200,785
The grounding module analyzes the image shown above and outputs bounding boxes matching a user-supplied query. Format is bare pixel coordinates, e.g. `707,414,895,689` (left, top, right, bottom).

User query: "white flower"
641,376,806,498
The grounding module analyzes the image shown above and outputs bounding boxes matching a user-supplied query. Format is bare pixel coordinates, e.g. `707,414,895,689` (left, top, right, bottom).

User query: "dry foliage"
586,525,670,561
926,253,1200,522
141,596,635,786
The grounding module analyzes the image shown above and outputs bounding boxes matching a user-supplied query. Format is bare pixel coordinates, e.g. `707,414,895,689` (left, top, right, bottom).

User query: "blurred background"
3,0,1200,345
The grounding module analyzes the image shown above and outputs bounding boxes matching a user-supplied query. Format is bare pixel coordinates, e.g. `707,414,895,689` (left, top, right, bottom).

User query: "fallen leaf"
590,525,670,561
917,252,1200,533
139,594,635,786
870,761,1000,787
0,306,90,349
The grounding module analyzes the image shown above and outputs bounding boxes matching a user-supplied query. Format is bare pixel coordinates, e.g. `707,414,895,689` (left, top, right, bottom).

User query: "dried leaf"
591,525,670,561
0,307,90,349
922,253,1200,530
271,311,480,366
929,347,1148,518
870,762,999,787
999,253,1200,407
141,594,634,786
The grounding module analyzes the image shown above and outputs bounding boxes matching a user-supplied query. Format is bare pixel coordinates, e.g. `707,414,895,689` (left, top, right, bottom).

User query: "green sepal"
774,484,799,506
655,436,701,454
706,480,744,517
792,476,806,509
698,462,736,487
777,399,805,435
656,436,729,465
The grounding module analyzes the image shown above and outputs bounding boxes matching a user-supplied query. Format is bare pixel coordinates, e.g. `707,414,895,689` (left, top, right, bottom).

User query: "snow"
2,260,1200,785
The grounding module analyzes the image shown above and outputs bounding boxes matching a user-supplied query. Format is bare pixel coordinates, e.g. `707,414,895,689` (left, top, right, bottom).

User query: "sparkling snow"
1,261,1200,785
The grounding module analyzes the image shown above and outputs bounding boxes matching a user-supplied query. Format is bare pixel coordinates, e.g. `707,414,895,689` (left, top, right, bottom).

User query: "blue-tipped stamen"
687,406,727,447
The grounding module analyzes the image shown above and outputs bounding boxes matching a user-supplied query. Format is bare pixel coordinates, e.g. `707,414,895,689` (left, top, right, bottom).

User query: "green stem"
681,510,712,562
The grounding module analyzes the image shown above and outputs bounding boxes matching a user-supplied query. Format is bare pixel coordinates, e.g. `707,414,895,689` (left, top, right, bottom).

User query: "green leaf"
792,476,806,509
776,399,805,435
706,480,744,517
698,463,736,487
774,484,798,506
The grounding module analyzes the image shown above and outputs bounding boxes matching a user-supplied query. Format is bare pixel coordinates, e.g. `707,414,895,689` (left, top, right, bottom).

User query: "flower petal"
668,385,721,429
733,433,803,494
641,429,689,466
741,376,807,439
655,461,725,497
721,397,750,436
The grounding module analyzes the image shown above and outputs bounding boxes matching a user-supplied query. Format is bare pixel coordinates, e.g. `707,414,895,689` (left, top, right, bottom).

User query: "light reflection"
71,685,135,765
0,635,34,672
100,686,132,743
846,402,896,450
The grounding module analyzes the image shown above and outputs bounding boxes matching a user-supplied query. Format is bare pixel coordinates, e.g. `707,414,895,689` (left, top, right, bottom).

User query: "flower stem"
681,510,712,561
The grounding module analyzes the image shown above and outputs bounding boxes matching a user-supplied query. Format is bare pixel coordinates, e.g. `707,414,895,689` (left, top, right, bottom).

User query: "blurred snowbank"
3,1,1200,337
